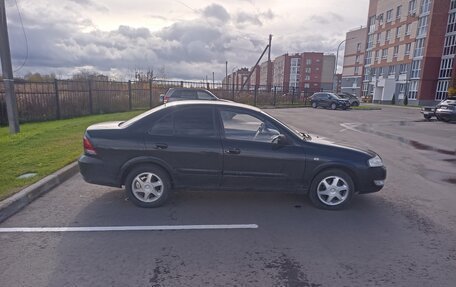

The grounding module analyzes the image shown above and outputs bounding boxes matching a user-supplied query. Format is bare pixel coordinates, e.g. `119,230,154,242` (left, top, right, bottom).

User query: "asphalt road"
1,105,455,287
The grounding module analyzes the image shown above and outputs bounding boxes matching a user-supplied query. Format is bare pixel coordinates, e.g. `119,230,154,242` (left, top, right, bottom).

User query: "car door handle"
153,143,168,150
225,148,241,155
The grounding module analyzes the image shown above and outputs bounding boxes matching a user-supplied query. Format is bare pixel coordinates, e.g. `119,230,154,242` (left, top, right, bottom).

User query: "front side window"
149,113,173,135
220,109,280,143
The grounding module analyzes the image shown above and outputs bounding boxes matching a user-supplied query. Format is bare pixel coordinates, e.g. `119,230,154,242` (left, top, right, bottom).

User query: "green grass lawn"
0,110,145,200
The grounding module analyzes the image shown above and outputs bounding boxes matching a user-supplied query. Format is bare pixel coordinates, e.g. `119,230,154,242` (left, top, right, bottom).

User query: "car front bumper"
356,166,387,194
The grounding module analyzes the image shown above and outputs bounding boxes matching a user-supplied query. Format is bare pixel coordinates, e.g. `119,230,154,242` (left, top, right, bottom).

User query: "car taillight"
164,96,170,103
83,135,97,155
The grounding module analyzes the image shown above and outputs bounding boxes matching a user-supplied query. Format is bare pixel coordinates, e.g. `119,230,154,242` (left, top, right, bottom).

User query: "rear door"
144,106,223,188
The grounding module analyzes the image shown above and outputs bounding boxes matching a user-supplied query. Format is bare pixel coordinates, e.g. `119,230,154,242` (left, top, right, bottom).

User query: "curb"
0,162,79,223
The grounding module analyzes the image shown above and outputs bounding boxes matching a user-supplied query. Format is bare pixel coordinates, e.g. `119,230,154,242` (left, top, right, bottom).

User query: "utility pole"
225,61,228,89
267,34,272,91
212,72,215,89
0,0,20,133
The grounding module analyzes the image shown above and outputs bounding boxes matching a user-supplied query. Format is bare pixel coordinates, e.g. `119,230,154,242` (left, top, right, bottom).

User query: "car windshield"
261,111,308,141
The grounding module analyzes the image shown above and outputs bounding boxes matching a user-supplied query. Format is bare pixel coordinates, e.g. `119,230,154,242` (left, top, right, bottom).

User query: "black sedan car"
79,101,386,210
310,92,350,110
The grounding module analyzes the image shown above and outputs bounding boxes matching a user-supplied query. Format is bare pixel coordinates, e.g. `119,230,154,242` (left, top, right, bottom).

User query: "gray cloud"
310,12,344,25
201,3,230,23
236,12,262,26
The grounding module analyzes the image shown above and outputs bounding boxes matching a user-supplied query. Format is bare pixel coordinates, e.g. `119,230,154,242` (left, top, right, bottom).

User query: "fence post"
149,79,153,109
54,79,60,119
254,86,257,106
292,87,295,105
88,80,93,114
128,80,132,110
273,86,277,106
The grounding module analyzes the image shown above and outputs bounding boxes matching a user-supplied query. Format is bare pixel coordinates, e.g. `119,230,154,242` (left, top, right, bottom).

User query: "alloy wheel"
131,172,164,203
316,176,349,206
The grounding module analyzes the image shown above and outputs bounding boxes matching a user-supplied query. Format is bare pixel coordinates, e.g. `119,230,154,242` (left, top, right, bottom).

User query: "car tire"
125,165,171,208
353,102,359,107
423,115,432,120
312,102,318,108
330,103,337,110
308,169,354,210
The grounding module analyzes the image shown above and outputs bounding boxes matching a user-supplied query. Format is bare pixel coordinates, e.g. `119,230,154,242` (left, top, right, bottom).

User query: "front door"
218,107,304,191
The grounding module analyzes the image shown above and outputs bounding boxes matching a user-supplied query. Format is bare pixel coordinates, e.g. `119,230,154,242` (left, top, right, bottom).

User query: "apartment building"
342,26,368,97
362,0,453,105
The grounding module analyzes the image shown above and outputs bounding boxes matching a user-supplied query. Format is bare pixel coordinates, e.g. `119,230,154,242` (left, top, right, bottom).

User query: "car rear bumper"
436,110,456,120
78,155,120,187
356,166,387,194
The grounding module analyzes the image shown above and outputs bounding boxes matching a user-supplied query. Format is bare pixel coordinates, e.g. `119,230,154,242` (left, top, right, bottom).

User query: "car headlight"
368,155,383,167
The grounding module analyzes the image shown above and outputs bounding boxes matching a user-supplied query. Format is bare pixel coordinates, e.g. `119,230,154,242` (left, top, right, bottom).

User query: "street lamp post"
333,38,354,92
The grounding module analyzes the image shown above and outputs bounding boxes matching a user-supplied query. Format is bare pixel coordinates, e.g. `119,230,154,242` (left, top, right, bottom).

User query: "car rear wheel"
125,165,171,208
423,114,432,120
330,103,337,110
312,102,318,108
352,101,359,107
309,169,354,210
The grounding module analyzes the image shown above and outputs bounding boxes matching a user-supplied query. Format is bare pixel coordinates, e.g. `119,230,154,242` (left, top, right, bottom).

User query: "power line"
13,0,28,73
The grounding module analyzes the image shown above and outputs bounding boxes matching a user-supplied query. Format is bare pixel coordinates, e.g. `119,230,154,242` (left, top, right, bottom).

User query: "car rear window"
172,90,197,99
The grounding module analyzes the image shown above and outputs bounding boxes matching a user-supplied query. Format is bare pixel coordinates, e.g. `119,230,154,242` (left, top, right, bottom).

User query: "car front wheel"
330,103,337,110
125,165,171,208
309,169,354,210
312,102,318,108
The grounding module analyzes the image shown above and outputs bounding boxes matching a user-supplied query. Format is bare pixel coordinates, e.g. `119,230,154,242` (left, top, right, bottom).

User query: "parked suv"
310,92,350,110
421,96,456,122
338,93,360,106
160,88,218,103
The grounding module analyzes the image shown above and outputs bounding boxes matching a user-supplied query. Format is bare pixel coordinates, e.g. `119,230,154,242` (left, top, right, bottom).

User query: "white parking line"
0,224,259,233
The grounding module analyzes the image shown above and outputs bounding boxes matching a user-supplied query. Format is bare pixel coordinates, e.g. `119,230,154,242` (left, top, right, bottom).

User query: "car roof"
168,87,210,92
164,100,262,112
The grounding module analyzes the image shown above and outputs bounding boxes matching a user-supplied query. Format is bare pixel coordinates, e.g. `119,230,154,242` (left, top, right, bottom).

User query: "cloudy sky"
3,0,368,81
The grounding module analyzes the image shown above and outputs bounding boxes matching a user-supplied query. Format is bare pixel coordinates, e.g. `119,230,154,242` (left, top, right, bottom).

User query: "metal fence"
0,79,319,125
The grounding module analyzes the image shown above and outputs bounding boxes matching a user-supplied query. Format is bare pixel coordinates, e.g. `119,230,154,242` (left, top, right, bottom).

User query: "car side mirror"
272,134,288,145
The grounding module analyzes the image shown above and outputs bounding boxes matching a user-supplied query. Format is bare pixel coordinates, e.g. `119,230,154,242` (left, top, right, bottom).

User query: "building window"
396,26,401,38
369,15,376,33
378,67,384,76
382,48,388,59
410,60,421,78
397,5,402,18
354,66,359,74
451,0,456,10
393,45,399,57
355,55,360,63
388,65,396,75
365,50,372,64
417,15,429,36
378,13,384,25
436,80,449,100
439,58,454,78
414,38,425,57
408,80,418,99
405,43,412,55
399,63,408,74
447,12,456,34
374,50,379,61
421,0,431,14
409,0,417,14
386,9,393,22
443,34,456,55
357,43,361,52
304,83,310,89
376,32,381,44
405,24,411,35
386,30,391,42
305,67,311,73
306,59,312,65
305,75,310,80
367,34,374,48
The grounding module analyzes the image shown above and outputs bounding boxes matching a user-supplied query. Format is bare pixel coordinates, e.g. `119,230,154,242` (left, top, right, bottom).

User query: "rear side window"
149,113,173,135
174,107,216,137
172,90,197,100
197,91,215,100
